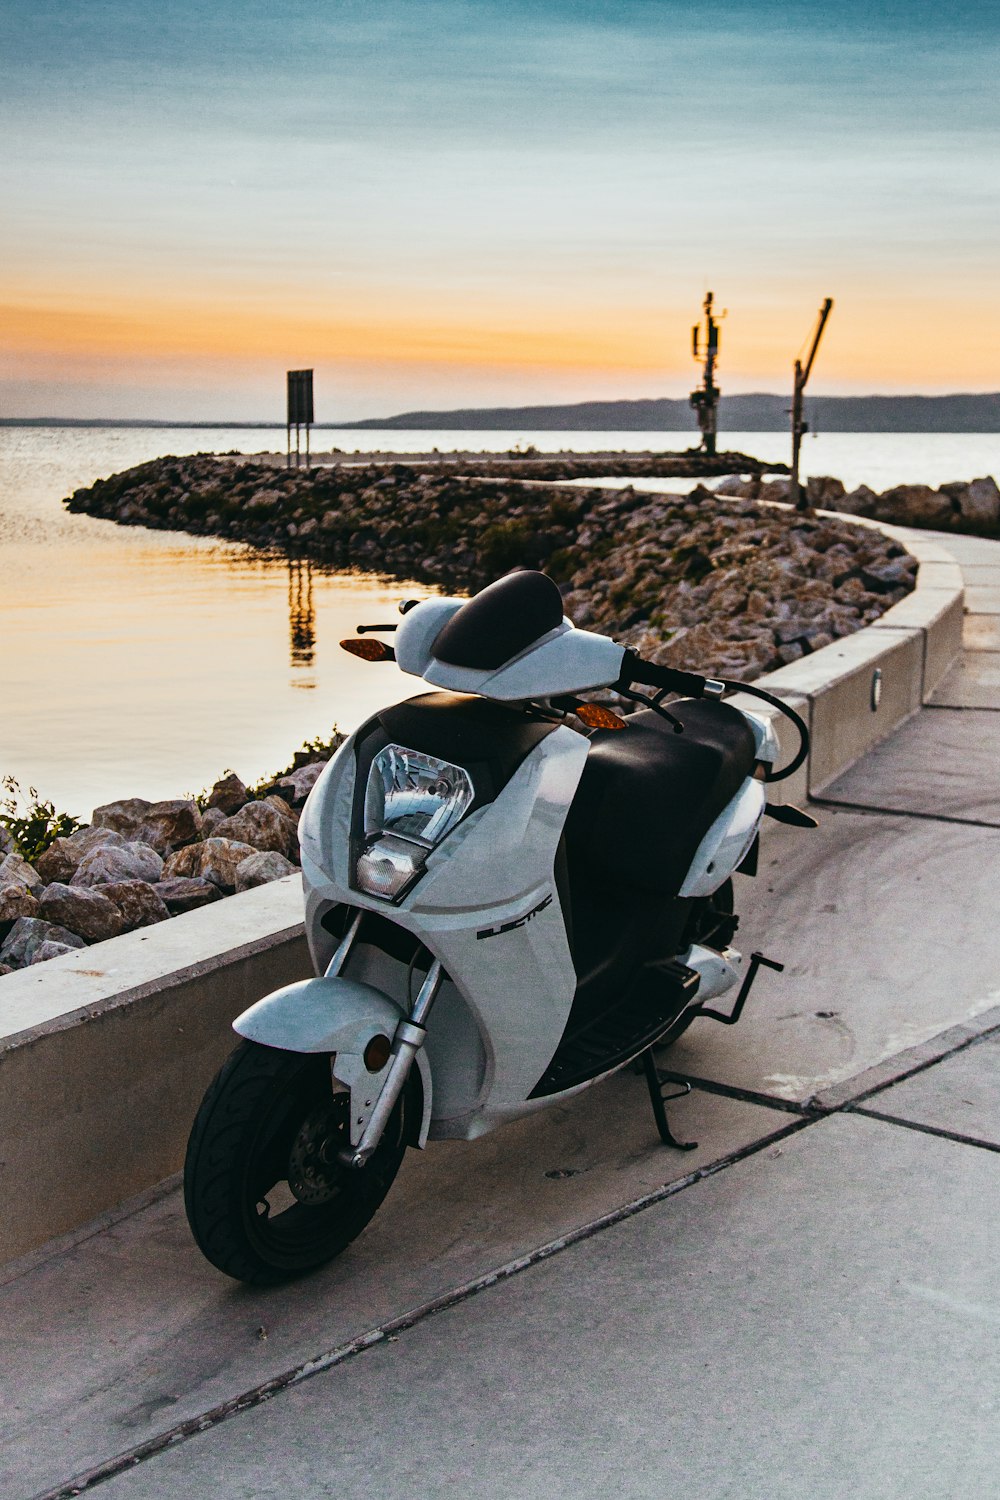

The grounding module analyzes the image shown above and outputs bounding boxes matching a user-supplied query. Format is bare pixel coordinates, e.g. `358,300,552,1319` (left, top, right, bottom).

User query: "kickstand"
641,1049,698,1152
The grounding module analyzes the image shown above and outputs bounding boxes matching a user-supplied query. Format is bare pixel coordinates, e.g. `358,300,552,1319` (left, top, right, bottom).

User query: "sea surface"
1,425,997,817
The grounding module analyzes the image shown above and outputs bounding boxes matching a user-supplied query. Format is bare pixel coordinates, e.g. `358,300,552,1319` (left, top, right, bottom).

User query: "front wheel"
184,1040,413,1285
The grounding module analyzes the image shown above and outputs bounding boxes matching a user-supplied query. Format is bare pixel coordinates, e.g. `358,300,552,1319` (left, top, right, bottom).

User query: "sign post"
286,369,314,470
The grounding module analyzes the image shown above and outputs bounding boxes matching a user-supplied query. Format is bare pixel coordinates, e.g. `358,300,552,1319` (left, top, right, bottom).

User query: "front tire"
184,1040,412,1285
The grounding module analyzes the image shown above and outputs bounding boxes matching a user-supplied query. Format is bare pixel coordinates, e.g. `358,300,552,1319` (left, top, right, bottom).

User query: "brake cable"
617,649,809,783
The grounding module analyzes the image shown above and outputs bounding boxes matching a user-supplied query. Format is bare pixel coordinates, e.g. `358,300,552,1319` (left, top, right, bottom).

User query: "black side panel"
431,571,564,669
563,700,756,898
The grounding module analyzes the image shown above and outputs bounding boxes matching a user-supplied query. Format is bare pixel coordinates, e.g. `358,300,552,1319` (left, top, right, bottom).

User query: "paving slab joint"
807,1003,1000,1112
845,1105,1000,1156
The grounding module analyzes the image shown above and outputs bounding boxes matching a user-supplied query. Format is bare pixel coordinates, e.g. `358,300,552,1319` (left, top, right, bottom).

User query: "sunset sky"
2,0,998,420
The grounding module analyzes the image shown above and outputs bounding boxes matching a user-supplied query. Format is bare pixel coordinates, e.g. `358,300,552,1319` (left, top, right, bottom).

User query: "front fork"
326,911,442,1170
339,960,443,1168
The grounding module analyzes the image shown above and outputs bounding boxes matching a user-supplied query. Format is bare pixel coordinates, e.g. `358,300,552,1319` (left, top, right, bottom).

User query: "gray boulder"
960,476,1000,527
212,801,295,858
0,916,86,968
101,879,171,931
247,488,283,511
0,826,13,858
29,940,80,966
39,882,125,944
0,963,12,977
0,884,40,928
836,485,879,516
35,838,82,884
0,853,43,897
200,806,228,835
163,837,258,893
153,876,223,914
91,797,152,838
714,476,756,497
70,841,164,888
275,761,327,807
235,851,299,891
206,772,249,816
133,799,203,854
262,795,300,854
67,826,127,854
875,484,951,526
806,476,847,508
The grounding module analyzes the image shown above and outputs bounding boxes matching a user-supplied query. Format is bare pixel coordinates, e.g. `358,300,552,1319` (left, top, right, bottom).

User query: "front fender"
233,977,433,1148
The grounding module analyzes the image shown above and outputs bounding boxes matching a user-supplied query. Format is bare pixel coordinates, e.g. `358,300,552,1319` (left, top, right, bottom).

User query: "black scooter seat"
564,699,757,896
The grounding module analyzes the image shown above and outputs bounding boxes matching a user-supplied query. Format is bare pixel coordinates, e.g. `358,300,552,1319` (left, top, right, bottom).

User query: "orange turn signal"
340,638,396,662
576,703,627,731
364,1034,393,1072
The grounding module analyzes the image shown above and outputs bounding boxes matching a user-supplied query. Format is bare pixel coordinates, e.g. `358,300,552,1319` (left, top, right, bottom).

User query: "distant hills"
4,393,1000,432
344,393,1000,433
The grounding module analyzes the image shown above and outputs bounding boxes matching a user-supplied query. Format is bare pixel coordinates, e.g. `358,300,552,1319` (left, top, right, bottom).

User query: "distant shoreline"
3,390,1000,433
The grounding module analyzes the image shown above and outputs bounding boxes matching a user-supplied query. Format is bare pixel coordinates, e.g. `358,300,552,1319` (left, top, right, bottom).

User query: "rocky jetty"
64,454,914,677
717,472,1000,533
0,755,338,977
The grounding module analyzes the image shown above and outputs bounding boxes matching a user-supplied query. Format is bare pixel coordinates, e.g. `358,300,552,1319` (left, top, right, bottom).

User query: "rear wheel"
184,1040,412,1285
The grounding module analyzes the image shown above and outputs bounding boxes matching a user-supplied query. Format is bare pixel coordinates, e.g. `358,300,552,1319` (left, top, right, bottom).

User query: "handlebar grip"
618,652,709,698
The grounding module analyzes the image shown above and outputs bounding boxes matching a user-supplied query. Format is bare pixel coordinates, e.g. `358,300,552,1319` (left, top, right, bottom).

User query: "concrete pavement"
5,532,1000,1500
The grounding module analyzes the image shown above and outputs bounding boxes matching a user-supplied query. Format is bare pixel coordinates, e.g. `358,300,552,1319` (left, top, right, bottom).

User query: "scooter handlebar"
617,651,723,700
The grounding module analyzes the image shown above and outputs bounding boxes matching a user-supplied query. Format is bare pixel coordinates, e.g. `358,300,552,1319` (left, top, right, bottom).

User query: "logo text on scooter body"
476,893,553,940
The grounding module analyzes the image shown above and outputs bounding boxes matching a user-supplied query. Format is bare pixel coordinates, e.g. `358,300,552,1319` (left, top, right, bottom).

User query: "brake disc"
287,1101,348,1206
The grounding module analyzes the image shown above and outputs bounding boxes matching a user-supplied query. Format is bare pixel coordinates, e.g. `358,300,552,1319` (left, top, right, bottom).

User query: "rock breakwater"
65,454,915,681
718,472,1000,533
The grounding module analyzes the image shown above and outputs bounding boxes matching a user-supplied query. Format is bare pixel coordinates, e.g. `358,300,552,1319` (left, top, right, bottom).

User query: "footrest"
529,962,701,1099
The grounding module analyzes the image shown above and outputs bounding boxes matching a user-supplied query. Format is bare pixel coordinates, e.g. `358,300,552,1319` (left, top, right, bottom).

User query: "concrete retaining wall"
0,518,964,1266
0,882,310,1263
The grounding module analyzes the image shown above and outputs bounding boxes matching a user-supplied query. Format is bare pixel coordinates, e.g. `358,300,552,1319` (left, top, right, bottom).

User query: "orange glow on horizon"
3,283,998,393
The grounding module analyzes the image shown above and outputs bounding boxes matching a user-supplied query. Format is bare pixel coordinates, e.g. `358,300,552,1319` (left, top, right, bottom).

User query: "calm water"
1,425,997,818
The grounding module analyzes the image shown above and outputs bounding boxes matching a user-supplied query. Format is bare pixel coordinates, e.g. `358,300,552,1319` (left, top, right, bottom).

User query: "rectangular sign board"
287,369,314,426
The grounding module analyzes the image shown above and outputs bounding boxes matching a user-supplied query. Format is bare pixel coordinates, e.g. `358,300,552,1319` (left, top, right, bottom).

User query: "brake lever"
356,623,399,634
618,686,685,733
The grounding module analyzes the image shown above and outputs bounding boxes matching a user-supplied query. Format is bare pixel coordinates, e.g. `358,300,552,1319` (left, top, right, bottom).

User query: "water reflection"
287,560,316,679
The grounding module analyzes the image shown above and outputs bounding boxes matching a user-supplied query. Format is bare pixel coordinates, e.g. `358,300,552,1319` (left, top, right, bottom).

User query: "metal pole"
789,359,804,511
791,298,833,513
690,292,721,458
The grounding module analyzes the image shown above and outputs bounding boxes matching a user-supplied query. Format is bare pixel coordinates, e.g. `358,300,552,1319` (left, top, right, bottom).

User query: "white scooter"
184,570,812,1283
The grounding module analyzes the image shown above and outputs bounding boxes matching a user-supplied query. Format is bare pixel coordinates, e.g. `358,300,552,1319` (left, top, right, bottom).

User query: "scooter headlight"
354,745,474,901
